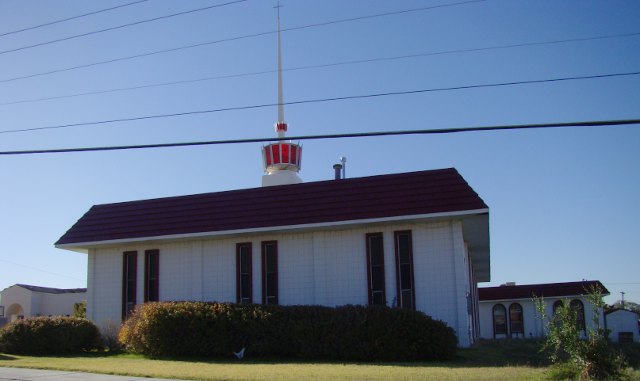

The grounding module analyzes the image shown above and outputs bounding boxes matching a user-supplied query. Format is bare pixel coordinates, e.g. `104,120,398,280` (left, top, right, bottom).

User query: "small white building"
0,284,87,326
605,308,640,343
478,281,608,339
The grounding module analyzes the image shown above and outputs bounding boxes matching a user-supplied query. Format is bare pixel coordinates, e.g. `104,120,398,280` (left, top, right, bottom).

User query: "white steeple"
275,1,286,138
261,2,302,187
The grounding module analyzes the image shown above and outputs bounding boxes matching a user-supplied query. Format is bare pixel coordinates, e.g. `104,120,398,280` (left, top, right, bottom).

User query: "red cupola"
262,125,302,174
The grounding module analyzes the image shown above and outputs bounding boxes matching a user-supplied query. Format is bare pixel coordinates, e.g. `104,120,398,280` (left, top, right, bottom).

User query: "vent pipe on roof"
333,164,343,180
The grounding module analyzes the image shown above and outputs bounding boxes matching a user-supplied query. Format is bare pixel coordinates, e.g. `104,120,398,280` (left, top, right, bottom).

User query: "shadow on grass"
0,354,17,361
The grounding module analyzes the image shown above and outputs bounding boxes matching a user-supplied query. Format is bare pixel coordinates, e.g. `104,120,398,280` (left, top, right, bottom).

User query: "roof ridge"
89,168,459,208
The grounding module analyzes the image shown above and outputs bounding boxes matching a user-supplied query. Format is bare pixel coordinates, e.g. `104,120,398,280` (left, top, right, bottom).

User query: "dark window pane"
372,291,384,305
240,249,249,270
371,266,384,291
266,247,277,271
147,282,158,302
400,264,412,289
241,274,251,297
401,290,413,309
127,256,136,278
397,234,410,263
369,235,383,266
493,304,507,335
266,273,277,296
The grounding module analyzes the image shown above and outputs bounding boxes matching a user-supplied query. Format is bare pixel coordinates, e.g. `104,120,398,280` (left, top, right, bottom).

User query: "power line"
1,119,638,156
0,0,248,56
0,0,485,84
0,258,84,281
2,30,638,107
0,0,149,38
1,70,638,135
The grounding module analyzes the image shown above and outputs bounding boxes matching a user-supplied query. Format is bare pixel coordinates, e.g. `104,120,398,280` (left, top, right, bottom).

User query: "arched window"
493,304,507,337
509,303,524,337
570,299,586,331
552,300,564,315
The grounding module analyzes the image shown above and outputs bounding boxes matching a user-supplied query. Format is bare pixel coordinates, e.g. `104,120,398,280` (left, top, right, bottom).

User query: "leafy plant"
73,301,87,318
0,316,102,355
535,285,629,380
119,302,457,361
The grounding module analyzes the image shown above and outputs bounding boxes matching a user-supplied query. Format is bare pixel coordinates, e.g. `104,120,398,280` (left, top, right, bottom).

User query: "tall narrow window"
236,243,253,304
366,233,386,305
122,251,137,320
261,241,278,305
144,249,159,302
570,299,586,331
493,304,507,337
509,303,524,337
394,230,415,310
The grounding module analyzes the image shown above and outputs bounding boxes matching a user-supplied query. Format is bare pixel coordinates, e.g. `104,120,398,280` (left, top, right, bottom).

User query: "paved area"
0,367,186,381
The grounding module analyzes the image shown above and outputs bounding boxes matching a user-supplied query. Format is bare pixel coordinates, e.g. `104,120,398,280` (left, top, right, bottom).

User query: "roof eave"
479,293,612,303
56,208,490,252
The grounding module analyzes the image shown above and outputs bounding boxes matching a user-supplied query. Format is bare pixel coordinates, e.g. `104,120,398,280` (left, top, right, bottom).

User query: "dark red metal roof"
16,284,87,294
56,168,488,246
479,281,609,301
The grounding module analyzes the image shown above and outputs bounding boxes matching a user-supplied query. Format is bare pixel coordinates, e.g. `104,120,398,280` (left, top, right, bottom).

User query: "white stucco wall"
479,296,605,340
40,292,86,317
87,219,479,347
606,310,640,343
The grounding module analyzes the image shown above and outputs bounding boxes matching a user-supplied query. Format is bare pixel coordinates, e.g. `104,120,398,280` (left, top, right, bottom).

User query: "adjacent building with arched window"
0,284,86,327
478,280,608,339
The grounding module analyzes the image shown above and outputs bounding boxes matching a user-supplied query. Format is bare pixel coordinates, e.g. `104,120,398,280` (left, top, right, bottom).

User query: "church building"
55,10,491,347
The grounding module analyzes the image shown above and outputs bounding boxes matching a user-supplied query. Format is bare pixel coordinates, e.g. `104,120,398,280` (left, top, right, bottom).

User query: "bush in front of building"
535,285,630,380
118,302,457,361
0,316,102,355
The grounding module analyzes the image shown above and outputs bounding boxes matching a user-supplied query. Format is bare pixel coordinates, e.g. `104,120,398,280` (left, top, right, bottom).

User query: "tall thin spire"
275,1,287,138
261,1,302,187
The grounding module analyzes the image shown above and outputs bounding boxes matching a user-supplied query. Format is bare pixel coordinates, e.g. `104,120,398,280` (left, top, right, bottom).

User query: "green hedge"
0,316,102,355
119,302,457,361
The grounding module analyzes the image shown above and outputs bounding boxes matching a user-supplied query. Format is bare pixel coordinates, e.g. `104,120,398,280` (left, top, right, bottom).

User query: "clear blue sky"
0,0,638,305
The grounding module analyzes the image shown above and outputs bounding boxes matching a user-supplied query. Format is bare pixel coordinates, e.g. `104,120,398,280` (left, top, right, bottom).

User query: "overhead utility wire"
0,0,149,38
0,0,248,56
0,0,484,84
1,70,638,135
1,31,638,107
1,119,638,156
0,258,84,281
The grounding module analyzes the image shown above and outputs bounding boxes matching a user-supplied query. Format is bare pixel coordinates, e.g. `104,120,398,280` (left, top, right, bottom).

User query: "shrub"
119,302,457,361
73,301,87,319
0,316,102,355
535,285,629,380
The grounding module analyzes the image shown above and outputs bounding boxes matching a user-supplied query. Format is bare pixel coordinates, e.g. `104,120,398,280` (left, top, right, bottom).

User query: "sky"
0,0,639,306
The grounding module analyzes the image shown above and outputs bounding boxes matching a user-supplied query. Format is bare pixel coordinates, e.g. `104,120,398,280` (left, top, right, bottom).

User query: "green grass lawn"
1,341,638,381
0,353,548,381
